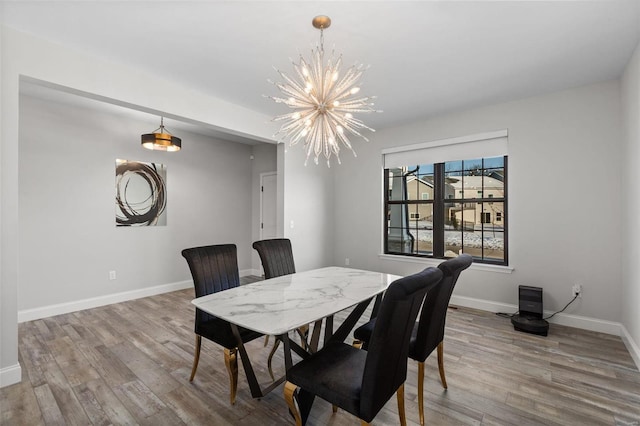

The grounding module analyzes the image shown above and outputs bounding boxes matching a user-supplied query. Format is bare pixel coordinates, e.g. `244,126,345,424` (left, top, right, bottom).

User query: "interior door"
260,172,277,240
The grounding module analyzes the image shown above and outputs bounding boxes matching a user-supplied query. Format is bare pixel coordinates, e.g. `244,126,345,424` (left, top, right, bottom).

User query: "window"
384,156,508,265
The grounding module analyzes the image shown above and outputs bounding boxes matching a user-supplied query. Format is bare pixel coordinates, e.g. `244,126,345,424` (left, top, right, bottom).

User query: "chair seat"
196,315,263,349
287,342,367,417
353,318,375,342
355,319,430,361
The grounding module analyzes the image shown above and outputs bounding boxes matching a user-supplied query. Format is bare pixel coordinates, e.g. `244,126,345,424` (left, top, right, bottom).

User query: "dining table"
191,266,401,415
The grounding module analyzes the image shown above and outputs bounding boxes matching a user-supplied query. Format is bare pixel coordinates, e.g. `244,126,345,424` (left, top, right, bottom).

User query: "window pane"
389,174,406,201
482,228,505,262
483,156,504,168
485,175,504,196
445,161,462,172
408,173,421,201
463,158,483,174
387,204,414,254
443,201,506,261
412,204,433,255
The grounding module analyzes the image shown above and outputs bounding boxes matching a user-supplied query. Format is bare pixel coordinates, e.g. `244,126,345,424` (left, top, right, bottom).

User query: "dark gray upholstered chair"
353,254,473,425
252,238,307,378
284,267,443,426
182,244,263,404
252,238,296,279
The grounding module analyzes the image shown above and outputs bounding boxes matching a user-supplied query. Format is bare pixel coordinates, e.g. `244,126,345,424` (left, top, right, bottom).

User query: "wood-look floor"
2,276,639,425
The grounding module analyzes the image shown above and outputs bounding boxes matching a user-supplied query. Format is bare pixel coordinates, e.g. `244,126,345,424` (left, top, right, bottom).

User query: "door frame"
259,171,277,240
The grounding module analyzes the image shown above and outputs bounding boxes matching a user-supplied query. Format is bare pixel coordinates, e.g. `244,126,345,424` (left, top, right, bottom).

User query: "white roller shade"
383,130,508,169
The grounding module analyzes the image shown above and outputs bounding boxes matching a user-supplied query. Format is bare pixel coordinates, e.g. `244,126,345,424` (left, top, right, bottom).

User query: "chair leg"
437,341,448,389
397,383,407,426
418,361,425,426
332,405,338,413
224,348,238,405
264,335,270,347
284,381,302,426
352,340,363,349
189,335,202,382
267,338,281,381
296,324,309,350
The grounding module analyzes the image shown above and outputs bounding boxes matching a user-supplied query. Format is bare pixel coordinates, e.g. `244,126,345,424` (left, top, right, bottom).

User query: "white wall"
333,80,623,325
19,94,254,311
621,40,640,366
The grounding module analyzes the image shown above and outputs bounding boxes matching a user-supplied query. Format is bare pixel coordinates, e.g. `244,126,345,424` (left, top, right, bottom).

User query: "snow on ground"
410,221,504,250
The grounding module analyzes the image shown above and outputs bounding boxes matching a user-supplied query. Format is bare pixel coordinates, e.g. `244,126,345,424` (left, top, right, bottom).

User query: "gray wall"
18,94,254,311
250,142,278,272
622,41,640,360
332,80,624,323
282,146,335,272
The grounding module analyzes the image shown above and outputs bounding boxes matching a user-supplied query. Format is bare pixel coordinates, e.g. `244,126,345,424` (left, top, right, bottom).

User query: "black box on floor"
512,285,549,336
519,285,543,318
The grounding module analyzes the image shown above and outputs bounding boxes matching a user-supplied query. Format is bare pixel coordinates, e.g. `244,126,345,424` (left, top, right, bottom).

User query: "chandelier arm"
333,67,364,93
308,53,323,101
321,116,337,159
277,70,309,98
305,122,322,165
288,124,310,146
327,110,372,142
281,109,319,139
337,98,375,106
275,81,308,101
277,115,312,133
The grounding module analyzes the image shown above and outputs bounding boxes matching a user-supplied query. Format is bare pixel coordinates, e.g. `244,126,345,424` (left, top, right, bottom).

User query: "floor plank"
2,277,639,425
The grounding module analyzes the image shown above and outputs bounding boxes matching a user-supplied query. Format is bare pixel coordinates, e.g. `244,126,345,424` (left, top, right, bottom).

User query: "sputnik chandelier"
267,15,380,167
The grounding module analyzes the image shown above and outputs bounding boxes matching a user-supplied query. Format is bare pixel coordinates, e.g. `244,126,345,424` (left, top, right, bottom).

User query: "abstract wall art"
115,159,167,226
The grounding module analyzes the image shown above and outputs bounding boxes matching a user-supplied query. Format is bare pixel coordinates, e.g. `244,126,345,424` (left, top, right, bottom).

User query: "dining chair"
353,254,473,425
252,238,309,379
252,238,297,279
181,243,264,405
284,266,444,426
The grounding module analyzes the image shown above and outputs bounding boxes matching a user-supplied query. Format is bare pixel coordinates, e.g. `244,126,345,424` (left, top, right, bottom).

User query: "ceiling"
3,1,640,143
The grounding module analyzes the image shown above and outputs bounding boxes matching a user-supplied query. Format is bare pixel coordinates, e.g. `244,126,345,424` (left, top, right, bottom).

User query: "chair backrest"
360,267,443,421
182,244,240,328
410,254,473,362
252,238,296,279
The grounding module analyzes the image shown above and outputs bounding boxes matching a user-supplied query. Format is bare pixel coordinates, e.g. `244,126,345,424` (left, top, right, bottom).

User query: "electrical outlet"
345,258,350,266
572,284,582,298
109,270,117,280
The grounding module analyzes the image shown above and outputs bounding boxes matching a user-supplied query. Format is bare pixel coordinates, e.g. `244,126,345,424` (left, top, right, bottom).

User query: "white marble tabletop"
191,266,402,336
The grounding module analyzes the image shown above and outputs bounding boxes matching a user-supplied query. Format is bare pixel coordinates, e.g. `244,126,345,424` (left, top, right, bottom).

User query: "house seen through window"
384,156,508,265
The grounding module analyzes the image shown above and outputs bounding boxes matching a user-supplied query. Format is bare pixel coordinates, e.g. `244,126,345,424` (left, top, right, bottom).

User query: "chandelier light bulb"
266,15,381,167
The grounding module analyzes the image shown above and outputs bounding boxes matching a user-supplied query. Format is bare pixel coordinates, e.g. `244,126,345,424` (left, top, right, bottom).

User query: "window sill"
378,254,514,274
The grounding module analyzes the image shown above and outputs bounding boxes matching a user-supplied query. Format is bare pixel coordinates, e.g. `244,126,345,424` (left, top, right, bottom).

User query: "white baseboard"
450,294,640,370
0,363,22,388
18,270,258,323
18,280,192,323
242,268,262,277
621,325,640,371
450,295,622,335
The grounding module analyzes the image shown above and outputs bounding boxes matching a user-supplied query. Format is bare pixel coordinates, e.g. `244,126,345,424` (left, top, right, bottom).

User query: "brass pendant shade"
141,117,181,152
